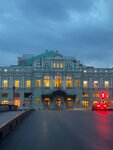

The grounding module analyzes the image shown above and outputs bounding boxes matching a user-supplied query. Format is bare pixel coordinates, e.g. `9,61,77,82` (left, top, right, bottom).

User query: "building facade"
0,50,113,109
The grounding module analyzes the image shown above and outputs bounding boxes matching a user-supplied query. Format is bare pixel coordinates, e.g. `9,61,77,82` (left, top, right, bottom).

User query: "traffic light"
100,91,107,100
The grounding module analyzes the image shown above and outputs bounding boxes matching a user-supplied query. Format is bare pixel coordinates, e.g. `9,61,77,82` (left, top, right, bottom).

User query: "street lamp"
13,85,15,104
29,94,33,108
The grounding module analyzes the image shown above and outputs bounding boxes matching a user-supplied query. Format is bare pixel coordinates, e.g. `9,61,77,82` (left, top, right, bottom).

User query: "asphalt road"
0,110,113,150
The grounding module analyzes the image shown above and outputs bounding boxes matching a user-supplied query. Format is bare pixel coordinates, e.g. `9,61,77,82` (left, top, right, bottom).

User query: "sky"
0,0,113,67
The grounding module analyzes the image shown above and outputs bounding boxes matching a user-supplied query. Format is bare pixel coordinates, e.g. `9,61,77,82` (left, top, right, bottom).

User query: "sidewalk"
0,111,25,127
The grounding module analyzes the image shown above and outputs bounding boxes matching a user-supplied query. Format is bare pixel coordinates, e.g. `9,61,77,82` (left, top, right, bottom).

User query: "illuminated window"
13,100,20,107
53,63,57,68
75,79,79,88
82,101,89,107
26,80,31,88
36,80,41,87
44,98,50,106
2,100,8,104
93,81,98,88
83,81,88,88
15,80,20,88
57,63,59,68
53,63,63,68
54,76,62,87
3,80,8,88
93,101,98,104
36,98,40,105
66,98,72,107
59,63,63,68
83,93,89,97
84,70,87,73
93,93,99,97
44,76,50,87
104,81,109,88
66,76,72,88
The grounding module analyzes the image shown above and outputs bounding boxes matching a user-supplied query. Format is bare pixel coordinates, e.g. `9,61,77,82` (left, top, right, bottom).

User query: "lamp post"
29,94,33,108
13,85,15,104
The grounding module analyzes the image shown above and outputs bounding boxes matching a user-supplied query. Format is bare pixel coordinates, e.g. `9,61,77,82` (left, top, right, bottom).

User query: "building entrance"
44,98,50,107
41,90,76,109
66,98,72,107
56,98,61,107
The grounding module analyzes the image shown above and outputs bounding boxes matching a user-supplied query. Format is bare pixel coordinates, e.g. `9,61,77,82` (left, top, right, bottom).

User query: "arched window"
54,76,62,87
66,76,72,88
44,76,50,88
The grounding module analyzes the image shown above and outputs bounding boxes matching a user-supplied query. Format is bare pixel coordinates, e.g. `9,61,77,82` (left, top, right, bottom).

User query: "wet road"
0,110,113,150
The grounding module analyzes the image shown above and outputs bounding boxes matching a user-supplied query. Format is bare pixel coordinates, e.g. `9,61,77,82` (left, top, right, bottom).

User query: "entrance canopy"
41,90,76,100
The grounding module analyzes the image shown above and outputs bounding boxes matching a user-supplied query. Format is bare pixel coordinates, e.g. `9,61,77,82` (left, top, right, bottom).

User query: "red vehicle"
92,103,107,111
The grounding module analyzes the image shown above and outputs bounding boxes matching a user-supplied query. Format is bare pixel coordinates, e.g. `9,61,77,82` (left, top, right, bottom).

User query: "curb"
0,109,34,139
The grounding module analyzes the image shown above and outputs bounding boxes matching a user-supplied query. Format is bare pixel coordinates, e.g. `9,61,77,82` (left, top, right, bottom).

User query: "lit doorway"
44,98,50,107
66,98,72,107
56,98,61,107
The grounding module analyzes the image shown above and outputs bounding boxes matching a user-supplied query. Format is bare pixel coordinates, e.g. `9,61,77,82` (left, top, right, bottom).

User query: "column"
50,75,53,89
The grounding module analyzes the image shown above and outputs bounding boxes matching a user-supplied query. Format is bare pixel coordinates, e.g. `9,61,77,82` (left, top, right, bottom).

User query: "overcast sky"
0,0,113,67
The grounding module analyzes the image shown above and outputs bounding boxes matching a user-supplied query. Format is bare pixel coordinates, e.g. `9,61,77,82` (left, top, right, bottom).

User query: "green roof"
24,50,62,66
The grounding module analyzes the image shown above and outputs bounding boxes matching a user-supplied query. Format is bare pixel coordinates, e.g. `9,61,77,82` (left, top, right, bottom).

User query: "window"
59,63,63,68
1,100,8,104
36,98,40,105
66,76,72,88
93,81,98,88
14,93,20,98
83,81,88,88
53,63,57,68
82,101,89,107
15,80,20,88
54,76,62,87
104,81,109,88
53,62,63,68
67,63,71,67
93,93,99,97
26,80,31,88
2,93,8,97
36,80,41,87
83,93,89,97
3,80,8,88
75,79,79,88
44,76,50,88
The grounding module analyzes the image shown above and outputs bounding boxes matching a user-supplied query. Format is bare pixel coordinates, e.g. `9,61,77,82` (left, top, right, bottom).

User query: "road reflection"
93,111,112,150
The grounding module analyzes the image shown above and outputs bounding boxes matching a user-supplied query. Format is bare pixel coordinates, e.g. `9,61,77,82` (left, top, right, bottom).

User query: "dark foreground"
0,110,113,150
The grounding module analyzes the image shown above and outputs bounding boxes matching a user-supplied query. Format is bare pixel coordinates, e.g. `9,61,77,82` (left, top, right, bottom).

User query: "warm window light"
83,81,88,88
93,81,98,88
15,80,20,88
75,79,79,87
36,80,41,87
54,76,62,87
13,99,20,107
44,76,50,87
105,81,109,88
66,76,72,88
3,80,8,88
67,98,72,101
26,80,31,88
2,100,8,104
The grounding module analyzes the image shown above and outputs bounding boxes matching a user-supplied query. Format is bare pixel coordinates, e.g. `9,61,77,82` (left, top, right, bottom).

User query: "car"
92,103,107,111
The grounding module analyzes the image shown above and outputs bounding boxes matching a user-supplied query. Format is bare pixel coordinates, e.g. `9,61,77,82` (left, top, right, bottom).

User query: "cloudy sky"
0,0,113,67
